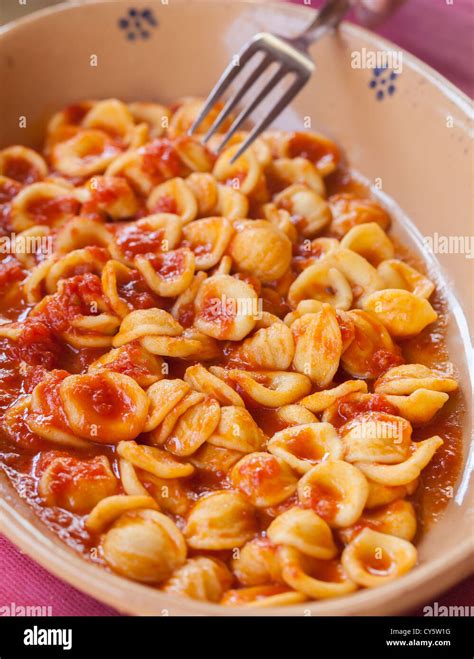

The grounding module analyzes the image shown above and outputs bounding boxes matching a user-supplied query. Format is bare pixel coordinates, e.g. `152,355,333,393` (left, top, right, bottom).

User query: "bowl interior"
0,0,472,615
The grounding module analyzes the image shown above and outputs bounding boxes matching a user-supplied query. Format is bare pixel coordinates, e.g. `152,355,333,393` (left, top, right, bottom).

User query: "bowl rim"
0,0,472,616
0,0,472,111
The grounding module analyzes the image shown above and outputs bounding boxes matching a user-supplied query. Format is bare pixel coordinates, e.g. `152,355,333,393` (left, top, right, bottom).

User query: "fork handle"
291,0,351,49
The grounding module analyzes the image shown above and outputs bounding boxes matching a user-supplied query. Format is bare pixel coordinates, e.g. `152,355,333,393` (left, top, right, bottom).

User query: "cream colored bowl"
0,0,472,615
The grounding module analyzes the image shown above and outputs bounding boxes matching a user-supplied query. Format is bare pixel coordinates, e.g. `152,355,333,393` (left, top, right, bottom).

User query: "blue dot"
118,18,128,29
388,85,396,95
142,9,157,26
369,80,377,88
374,69,382,76
129,8,138,17
390,72,397,80
381,78,387,85
376,90,384,101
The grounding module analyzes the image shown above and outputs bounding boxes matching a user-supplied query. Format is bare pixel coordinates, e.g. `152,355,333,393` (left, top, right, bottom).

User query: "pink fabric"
0,0,472,617
0,535,118,616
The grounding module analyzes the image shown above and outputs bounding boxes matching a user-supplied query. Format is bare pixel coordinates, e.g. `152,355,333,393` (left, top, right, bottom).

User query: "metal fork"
189,0,351,163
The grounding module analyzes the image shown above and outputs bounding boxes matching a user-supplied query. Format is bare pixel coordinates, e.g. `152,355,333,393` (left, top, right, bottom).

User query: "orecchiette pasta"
234,314,295,370
208,405,265,453
329,193,390,238
38,454,118,514
228,220,292,282
288,260,353,309
298,460,369,528
210,368,312,407
355,436,444,486
340,412,412,464
11,182,80,231
162,558,232,602
362,289,438,338
278,547,357,599
101,509,186,583
274,184,331,237
268,423,343,474
267,508,338,559
230,453,298,507
374,364,458,395
185,491,258,550
291,305,342,386
117,440,195,478
231,538,282,586
340,222,394,265
193,274,259,341
338,500,417,544
341,528,417,587
59,372,149,443
377,259,435,298
0,98,461,609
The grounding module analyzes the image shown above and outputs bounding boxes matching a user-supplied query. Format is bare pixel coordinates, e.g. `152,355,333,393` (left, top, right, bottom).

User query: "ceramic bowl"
0,0,472,616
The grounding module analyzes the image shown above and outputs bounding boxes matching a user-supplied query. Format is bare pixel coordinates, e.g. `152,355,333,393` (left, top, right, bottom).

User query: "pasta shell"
377,259,435,298
101,509,186,583
162,557,232,602
147,177,197,224
268,507,338,559
362,289,438,338
278,546,357,599
355,436,444,486
208,405,265,453
228,220,292,282
117,440,195,478
185,491,258,550
340,222,394,266
230,452,298,507
340,412,412,464
274,184,331,237
288,260,353,310
211,368,311,407
341,528,417,587
194,274,259,341
268,423,343,474
59,372,149,443
298,460,369,528
292,305,342,386
182,217,234,271
374,364,458,395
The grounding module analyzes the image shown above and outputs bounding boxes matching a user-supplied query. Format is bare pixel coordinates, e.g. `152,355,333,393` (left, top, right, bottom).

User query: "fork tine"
230,74,308,163
217,64,289,154
202,53,273,144
188,40,260,136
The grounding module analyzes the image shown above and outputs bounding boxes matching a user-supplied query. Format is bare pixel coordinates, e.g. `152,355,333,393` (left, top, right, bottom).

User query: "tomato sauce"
151,194,178,215
141,138,182,180
286,428,326,462
0,151,465,569
25,195,79,225
287,132,340,174
112,222,165,260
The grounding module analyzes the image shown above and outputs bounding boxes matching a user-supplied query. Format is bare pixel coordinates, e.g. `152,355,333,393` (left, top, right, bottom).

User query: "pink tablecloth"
1,0,472,616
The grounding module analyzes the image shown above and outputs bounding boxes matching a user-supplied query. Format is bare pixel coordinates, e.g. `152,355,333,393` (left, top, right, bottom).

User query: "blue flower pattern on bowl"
369,67,398,100
118,7,158,40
